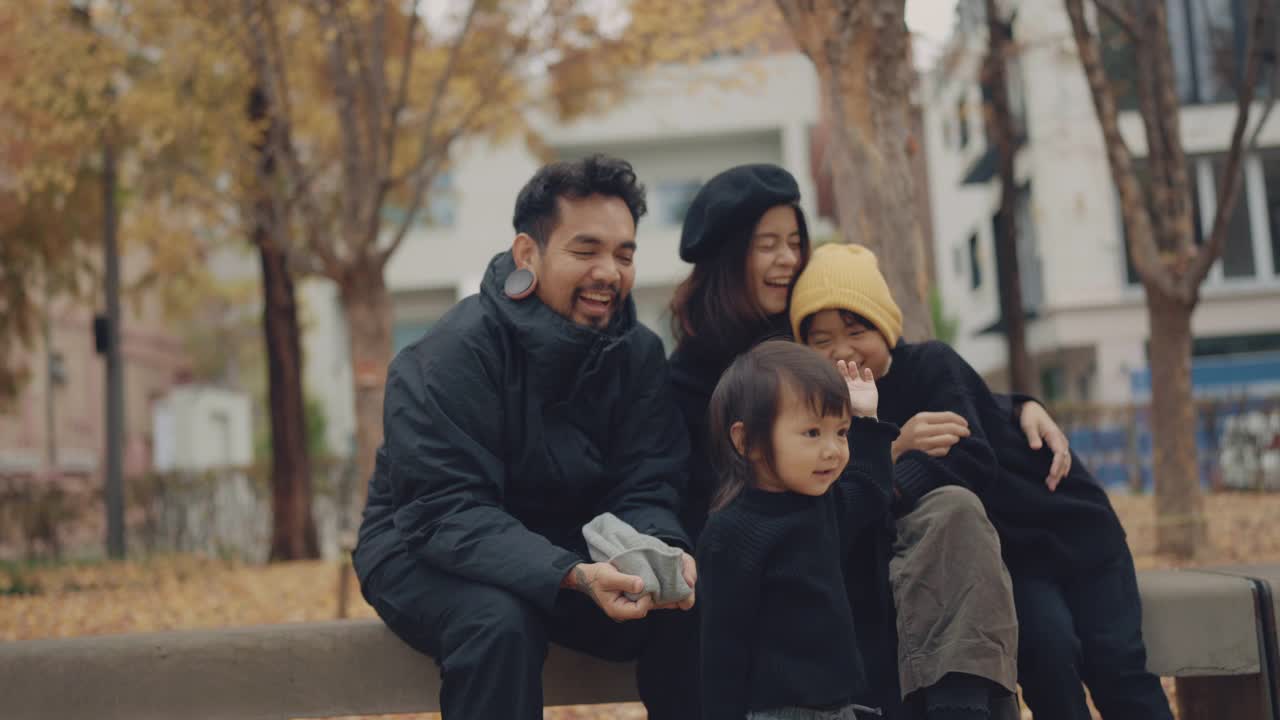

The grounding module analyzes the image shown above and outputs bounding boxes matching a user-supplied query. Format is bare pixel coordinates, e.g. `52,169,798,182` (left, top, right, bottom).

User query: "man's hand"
1018,401,1071,491
836,359,879,418
563,562,654,621
891,411,971,462
653,552,697,611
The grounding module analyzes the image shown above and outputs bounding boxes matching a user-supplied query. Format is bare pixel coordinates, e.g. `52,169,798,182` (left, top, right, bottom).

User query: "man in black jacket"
353,155,698,719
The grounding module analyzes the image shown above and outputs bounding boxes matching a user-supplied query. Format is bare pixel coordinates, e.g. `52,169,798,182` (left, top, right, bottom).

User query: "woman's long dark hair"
669,203,811,359
707,341,852,510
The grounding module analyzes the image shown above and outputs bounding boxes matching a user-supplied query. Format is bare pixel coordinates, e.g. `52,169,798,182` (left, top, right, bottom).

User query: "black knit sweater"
697,417,899,720
876,341,1126,576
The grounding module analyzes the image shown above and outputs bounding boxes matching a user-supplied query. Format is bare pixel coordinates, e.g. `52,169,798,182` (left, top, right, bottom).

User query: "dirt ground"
4,492,1279,719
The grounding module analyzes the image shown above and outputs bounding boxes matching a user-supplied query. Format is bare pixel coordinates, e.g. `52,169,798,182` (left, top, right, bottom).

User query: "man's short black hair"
512,154,647,247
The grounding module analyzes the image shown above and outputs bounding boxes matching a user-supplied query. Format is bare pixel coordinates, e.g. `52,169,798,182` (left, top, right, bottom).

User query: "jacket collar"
480,251,638,394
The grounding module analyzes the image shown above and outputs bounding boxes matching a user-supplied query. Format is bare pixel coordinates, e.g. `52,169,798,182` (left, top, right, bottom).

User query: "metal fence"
1051,395,1280,493
3,396,1278,562
0,456,360,563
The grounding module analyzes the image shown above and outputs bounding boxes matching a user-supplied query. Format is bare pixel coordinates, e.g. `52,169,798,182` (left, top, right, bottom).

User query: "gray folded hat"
582,513,693,605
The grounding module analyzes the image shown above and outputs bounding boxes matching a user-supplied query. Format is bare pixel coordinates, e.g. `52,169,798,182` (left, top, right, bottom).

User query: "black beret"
679,164,801,263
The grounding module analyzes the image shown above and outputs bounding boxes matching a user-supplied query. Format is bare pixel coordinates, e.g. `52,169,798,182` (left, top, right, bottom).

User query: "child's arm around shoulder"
892,341,1001,504
697,512,768,720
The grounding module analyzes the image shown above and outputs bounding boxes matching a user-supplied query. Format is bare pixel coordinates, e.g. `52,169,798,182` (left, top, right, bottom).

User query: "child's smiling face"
803,309,893,380
751,381,851,497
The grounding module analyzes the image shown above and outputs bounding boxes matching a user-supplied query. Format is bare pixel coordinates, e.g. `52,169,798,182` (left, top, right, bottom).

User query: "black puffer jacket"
354,251,691,614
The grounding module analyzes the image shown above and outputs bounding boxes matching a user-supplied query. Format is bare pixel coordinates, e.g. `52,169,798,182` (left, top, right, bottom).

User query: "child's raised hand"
836,359,878,418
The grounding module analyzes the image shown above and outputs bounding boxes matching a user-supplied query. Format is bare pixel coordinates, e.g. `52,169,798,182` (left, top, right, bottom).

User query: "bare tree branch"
1126,2,1194,261
259,3,297,138
316,1,367,254
367,0,389,175
380,70,512,264
1189,0,1268,286
403,0,481,176
370,0,421,250
333,1,383,192
1066,0,1171,294
371,0,483,258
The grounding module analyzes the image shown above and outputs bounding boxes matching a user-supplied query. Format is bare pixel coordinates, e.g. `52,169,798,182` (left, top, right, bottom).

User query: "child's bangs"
780,363,852,420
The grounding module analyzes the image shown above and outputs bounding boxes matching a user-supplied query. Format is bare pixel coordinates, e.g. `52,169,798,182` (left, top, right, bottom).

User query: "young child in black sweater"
698,340,900,720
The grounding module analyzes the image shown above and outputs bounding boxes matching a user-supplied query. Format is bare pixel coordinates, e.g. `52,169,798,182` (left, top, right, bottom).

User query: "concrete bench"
1,567,1276,720
1162,564,1280,719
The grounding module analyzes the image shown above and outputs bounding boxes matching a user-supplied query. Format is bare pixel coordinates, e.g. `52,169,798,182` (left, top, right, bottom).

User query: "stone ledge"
0,568,1270,720
0,618,635,720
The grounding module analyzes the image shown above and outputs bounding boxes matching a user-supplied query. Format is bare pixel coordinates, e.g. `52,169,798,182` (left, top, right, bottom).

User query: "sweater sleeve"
893,343,1002,512
994,392,1045,425
597,334,692,550
698,519,765,720
386,341,582,614
834,417,899,539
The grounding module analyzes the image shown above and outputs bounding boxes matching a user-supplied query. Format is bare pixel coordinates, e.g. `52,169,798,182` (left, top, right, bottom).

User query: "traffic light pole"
103,132,125,560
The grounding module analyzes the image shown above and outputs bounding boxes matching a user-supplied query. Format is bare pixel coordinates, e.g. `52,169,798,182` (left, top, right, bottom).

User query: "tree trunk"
341,261,393,505
777,0,934,341
258,226,320,561
983,0,1033,394
249,86,319,562
1147,288,1205,557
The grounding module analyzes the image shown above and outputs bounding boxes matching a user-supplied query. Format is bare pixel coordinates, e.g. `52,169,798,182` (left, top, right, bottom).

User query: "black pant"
1012,551,1172,720
362,548,699,720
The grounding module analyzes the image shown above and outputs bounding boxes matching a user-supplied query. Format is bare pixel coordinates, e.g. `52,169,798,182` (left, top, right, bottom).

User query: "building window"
1192,0,1245,104
1100,10,1140,110
379,171,457,230
1006,53,1029,141
1015,184,1044,311
1211,156,1257,278
957,96,970,149
656,179,702,226
424,171,457,228
392,320,433,355
990,193,1044,311
1106,0,1267,109
1260,151,1280,275
1193,331,1280,357
1174,0,1275,105
968,232,982,290
1167,0,1199,102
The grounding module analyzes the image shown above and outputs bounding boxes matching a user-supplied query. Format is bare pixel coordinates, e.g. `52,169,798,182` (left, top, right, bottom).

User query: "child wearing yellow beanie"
787,244,1171,720
789,243,903,352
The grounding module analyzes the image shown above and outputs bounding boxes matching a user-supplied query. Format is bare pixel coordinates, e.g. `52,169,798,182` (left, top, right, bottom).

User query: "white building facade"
924,0,1280,406
304,53,832,456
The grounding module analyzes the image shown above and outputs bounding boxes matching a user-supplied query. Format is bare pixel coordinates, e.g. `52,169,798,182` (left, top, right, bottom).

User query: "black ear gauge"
504,267,537,300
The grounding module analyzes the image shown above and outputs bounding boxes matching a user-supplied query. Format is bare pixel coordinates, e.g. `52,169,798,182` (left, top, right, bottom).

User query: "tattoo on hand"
574,566,596,596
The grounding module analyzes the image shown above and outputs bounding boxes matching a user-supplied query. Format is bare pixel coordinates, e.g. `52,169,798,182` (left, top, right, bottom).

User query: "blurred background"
2,0,1279,715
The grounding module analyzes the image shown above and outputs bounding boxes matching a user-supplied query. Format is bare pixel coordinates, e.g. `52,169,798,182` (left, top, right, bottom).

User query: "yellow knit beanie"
789,243,903,347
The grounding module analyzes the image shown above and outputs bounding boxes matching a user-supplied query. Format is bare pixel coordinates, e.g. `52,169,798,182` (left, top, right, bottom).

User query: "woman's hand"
891,411,970,462
1018,401,1071,491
